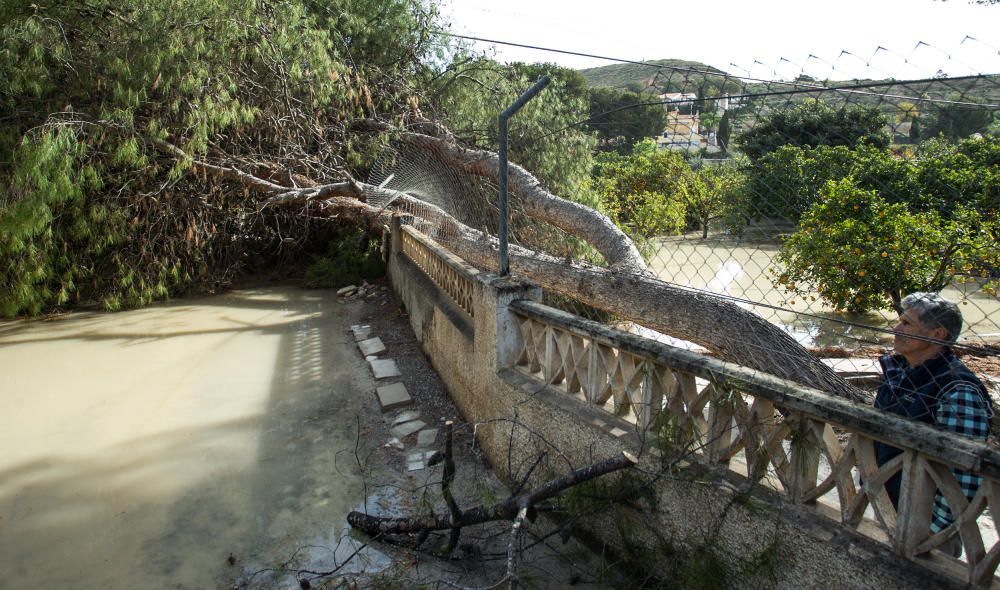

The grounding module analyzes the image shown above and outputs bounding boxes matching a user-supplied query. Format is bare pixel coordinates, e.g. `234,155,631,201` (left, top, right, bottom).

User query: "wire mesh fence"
634,64,1000,356
369,41,1000,397
360,39,1000,572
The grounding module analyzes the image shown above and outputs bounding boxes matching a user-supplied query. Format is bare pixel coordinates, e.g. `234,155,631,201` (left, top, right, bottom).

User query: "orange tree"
591,139,690,241
773,178,998,313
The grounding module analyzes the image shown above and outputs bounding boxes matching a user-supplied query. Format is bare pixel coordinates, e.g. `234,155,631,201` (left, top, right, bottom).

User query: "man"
874,292,993,557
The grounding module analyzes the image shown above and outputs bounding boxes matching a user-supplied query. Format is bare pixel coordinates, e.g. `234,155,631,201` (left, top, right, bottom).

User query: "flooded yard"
651,233,1000,349
0,286,383,589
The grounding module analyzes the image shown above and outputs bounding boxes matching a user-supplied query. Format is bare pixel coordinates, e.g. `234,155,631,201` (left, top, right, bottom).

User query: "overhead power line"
435,30,1000,97
434,30,1000,140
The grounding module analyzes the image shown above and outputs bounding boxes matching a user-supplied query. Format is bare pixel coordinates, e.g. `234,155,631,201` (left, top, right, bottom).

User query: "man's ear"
931,326,950,344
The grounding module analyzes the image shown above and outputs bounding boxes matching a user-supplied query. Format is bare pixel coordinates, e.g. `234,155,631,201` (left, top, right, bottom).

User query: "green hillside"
579,59,741,95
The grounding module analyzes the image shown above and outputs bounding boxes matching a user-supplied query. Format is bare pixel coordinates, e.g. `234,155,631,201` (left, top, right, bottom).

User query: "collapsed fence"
369,55,1000,384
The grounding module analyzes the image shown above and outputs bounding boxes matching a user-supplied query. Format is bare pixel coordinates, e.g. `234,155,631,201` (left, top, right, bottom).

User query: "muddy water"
0,286,383,589
652,235,1000,348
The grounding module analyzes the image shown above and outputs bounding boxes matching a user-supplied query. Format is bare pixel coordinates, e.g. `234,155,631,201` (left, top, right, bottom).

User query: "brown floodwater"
652,234,1000,349
0,286,386,589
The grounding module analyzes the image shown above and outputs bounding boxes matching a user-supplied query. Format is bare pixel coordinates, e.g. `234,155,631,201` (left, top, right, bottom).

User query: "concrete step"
376,382,412,412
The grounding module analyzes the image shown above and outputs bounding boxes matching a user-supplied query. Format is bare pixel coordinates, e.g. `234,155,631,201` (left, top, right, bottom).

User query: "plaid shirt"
931,381,992,532
874,350,992,533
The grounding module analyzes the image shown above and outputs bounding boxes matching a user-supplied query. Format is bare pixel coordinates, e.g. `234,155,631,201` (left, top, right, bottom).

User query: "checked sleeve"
930,382,993,533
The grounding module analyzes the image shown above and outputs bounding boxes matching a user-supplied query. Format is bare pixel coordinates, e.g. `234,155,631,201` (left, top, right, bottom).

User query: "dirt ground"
260,278,613,590
259,277,999,589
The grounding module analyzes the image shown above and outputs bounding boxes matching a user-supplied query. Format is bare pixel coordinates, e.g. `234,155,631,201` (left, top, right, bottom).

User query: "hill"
579,58,741,94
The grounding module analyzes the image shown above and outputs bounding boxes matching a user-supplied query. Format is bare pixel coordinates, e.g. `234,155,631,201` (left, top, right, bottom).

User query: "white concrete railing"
509,299,1000,587
399,225,478,318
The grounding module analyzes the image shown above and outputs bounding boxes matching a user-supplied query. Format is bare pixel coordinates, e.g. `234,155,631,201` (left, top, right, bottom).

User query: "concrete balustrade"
386,218,996,589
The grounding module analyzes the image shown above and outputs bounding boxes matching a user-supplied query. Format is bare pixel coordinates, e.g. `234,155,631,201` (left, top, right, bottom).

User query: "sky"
440,0,1000,81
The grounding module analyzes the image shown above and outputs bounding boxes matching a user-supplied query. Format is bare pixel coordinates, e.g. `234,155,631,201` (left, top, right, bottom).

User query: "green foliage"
654,411,698,459
592,139,690,241
717,111,732,153
679,165,742,238
677,544,732,590
773,179,999,313
586,87,668,153
431,59,596,200
0,0,442,316
739,135,1000,222
740,143,914,220
736,101,890,162
913,135,1000,215
303,229,385,288
916,98,996,142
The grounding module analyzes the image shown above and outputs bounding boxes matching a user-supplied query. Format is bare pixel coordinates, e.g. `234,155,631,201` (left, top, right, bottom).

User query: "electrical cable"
436,30,1000,105
427,30,999,357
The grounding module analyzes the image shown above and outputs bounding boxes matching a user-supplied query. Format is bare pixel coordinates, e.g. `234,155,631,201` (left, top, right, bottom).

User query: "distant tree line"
586,98,999,314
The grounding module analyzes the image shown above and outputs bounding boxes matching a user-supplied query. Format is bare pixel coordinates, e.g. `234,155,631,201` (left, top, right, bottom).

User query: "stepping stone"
376,383,412,412
392,419,426,440
358,337,386,356
392,410,422,426
370,358,401,380
337,285,358,296
350,325,372,342
406,450,438,472
384,437,404,451
416,428,438,448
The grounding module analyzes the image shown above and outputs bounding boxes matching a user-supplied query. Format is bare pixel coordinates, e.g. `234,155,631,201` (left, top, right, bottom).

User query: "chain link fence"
637,58,999,355
369,42,1000,391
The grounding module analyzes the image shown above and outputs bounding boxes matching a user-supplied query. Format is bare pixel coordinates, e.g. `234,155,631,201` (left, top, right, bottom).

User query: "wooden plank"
972,480,1000,585
638,362,666,431
853,437,898,534
593,343,614,405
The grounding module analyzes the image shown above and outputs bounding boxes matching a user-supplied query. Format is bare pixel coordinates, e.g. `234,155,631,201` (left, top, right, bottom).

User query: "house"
656,112,704,152
658,92,699,109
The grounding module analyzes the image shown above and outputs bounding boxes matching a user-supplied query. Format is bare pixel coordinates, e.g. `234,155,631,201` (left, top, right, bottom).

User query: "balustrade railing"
400,225,477,318
509,299,1000,586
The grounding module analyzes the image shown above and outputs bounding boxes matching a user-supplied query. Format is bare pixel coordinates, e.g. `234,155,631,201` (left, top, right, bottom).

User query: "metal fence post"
499,76,550,276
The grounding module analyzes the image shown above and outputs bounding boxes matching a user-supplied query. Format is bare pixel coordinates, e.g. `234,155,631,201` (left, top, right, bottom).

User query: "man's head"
893,292,963,366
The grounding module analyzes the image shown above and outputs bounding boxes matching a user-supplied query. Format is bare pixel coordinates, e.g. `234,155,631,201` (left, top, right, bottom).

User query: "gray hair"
901,292,964,343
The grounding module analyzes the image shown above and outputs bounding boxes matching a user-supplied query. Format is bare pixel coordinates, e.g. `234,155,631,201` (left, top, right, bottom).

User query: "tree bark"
395,131,648,275
445,237,866,403
154,139,867,403
268,186,862,401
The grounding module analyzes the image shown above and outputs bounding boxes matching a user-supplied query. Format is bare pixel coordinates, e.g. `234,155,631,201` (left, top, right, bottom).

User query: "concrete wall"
385,219,964,589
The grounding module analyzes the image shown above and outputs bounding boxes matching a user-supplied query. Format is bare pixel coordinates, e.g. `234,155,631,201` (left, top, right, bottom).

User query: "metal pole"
499,75,550,276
